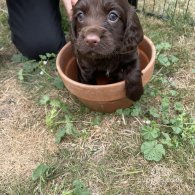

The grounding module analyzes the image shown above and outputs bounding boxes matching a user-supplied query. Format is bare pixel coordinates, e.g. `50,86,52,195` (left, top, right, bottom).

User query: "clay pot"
56,35,156,113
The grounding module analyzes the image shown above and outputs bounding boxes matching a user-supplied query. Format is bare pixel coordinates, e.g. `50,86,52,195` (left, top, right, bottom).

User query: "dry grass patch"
0,71,58,185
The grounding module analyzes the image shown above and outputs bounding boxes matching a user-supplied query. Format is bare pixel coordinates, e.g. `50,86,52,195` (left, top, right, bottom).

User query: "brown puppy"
70,0,144,101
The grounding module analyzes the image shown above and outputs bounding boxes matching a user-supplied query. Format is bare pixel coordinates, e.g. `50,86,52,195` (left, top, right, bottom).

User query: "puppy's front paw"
125,81,144,101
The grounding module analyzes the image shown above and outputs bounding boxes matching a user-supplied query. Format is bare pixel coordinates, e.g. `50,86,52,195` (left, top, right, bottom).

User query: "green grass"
0,2,195,195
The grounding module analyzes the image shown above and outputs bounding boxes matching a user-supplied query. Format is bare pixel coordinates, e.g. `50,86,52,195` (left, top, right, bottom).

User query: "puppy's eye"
107,11,119,22
77,11,85,22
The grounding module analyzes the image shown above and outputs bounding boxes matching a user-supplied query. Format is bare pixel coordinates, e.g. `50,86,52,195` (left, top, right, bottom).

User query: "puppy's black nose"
85,34,100,47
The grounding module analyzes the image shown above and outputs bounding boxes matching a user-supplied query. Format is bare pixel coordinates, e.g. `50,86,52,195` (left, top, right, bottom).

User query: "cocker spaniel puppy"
70,0,144,101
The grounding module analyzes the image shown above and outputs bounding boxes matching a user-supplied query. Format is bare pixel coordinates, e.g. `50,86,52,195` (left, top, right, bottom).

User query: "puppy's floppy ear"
122,5,143,51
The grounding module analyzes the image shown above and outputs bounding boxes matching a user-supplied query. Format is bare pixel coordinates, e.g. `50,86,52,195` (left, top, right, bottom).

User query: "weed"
116,102,142,117
14,53,65,91
123,84,194,161
71,180,91,195
55,115,79,144
154,91,193,158
91,115,102,126
32,162,91,195
40,95,78,140
141,140,166,162
32,164,50,182
115,42,195,161
31,163,59,194
156,42,179,68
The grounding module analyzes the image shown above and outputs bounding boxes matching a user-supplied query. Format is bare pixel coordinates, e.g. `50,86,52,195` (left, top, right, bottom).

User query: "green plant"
40,97,67,125
32,163,57,190
141,140,165,162
72,180,91,195
11,53,38,81
62,180,91,195
18,60,39,81
15,53,64,90
140,94,195,161
141,121,160,141
91,114,103,126
115,85,195,162
32,164,50,182
116,103,142,118
156,42,179,67
43,98,68,128
55,115,79,144
40,95,80,143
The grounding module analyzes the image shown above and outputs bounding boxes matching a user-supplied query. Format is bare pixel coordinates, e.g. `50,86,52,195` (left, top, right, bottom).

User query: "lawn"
0,0,194,194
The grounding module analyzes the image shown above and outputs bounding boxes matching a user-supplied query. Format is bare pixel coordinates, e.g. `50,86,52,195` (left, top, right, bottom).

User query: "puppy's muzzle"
81,26,106,48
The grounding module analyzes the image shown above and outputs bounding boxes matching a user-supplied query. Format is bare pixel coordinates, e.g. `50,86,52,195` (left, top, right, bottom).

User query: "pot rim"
56,35,156,89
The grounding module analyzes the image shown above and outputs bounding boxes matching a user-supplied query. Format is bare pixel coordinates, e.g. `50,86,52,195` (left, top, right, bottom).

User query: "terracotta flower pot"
56,35,156,113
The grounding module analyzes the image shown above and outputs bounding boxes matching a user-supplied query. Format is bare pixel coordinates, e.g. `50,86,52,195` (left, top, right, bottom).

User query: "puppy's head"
71,0,143,58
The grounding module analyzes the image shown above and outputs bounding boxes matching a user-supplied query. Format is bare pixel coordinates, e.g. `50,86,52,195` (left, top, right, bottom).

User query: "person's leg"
6,0,66,60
